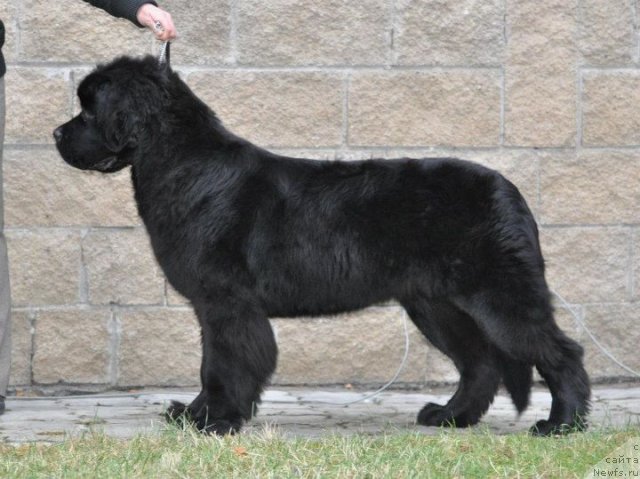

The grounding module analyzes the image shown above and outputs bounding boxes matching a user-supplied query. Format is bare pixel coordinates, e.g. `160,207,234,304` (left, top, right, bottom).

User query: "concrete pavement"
0,385,638,443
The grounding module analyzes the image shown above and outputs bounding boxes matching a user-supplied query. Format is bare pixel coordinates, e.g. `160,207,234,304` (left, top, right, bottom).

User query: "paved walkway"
0,385,638,443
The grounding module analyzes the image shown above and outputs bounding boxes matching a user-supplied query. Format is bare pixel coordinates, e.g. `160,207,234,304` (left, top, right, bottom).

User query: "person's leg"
0,77,12,410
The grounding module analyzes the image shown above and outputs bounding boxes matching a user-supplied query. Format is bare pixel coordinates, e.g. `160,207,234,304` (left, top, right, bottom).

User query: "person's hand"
136,3,177,41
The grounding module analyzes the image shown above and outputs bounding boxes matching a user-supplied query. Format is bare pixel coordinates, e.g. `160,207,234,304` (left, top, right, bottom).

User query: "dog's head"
54,56,169,173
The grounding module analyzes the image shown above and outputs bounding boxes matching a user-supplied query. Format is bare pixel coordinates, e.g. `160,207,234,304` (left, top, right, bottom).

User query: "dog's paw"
199,419,242,435
190,409,243,435
529,418,587,436
417,403,475,428
166,400,188,418
417,402,455,427
165,400,192,428
164,400,242,435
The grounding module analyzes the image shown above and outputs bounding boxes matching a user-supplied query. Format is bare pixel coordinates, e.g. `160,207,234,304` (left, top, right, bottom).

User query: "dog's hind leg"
401,298,502,428
453,285,590,436
166,295,277,435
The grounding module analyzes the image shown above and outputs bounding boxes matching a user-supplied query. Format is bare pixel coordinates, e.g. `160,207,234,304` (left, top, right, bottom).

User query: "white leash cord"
551,289,640,378
340,312,411,406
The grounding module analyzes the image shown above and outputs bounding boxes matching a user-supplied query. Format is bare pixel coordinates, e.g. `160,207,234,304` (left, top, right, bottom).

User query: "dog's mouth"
89,155,129,173
62,154,128,173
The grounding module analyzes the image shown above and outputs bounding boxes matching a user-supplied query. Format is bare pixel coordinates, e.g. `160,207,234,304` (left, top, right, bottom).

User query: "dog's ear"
91,70,148,152
102,107,139,152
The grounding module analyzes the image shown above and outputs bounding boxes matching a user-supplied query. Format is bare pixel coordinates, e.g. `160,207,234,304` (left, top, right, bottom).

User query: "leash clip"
158,41,170,65
154,20,170,65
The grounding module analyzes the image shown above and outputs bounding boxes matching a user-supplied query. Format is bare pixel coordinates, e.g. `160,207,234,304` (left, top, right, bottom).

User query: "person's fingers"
137,4,178,41
152,11,177,41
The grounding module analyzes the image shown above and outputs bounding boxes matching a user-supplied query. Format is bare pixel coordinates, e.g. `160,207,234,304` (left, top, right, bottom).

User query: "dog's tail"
499,353,533,414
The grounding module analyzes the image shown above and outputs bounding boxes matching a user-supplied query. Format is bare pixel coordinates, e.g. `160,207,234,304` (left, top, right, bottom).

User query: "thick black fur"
53,56,590,436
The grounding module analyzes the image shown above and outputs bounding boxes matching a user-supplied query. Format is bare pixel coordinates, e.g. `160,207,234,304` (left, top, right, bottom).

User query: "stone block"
504,67,577,147
19,0,150,62
8,310,32,387
540,227,630,304
117,309,201,386
540,151,640,224
582,72,640,146
394,0,504,66
271,307,429,385
5,230,81,307
83,229,165,306
581,304,640,380
505,0,577,68
3,148,139,227
156,0,232,65
186,71,343,148
4,68,70,145
237,0,389,66
504,0,577,147
32,309,111,384
348,71,501,147
579,0,636,66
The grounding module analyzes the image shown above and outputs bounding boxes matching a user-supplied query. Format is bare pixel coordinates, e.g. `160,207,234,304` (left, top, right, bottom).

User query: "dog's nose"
53,127,63,142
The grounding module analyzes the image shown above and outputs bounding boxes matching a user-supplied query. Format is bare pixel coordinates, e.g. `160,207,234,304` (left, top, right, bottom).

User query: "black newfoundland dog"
53,56,590,436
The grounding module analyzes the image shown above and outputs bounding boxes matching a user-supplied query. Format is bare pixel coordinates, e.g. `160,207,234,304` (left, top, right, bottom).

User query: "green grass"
0,425,638,478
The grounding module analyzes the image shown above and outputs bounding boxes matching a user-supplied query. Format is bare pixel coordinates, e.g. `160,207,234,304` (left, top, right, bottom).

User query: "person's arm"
83,1,176,40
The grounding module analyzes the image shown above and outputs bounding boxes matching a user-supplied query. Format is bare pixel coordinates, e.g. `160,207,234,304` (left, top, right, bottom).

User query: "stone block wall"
2,0,639,390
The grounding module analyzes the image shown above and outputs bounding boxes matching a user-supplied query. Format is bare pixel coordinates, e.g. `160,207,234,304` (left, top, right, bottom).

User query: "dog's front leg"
167,296,277,434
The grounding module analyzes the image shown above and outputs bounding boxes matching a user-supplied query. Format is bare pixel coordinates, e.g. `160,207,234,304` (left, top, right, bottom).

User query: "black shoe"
0,396,5,415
